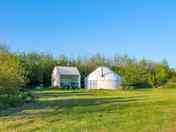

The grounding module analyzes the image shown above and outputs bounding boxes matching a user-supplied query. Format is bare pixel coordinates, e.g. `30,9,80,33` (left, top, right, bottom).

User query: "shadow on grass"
0,91,146,117
34,92,93,98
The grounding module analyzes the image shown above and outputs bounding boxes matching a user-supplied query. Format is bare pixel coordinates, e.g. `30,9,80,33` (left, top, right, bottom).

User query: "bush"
0,45,33,110
164,83,176,89
0,91,34,109
162,77,176,89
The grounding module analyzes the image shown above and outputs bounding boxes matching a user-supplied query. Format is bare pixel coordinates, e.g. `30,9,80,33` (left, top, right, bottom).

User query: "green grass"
1,88,176,132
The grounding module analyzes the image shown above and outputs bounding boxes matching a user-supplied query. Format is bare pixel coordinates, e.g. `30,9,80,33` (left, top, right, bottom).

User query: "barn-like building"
52,66,81,88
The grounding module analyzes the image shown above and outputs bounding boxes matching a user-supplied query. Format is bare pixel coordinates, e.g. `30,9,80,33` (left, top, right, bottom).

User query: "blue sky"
0,0,176,67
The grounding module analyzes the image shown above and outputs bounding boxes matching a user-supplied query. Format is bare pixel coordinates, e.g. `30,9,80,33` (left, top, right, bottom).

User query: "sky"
0,0,176,67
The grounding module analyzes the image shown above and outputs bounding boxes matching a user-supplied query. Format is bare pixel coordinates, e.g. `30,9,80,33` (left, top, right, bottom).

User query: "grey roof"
55,66,80,75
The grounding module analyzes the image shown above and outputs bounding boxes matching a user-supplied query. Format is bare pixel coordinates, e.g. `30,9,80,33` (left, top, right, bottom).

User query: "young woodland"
0,43,176,108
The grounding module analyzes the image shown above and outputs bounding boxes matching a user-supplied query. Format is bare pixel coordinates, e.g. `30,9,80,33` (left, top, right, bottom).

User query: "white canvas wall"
85,67,122,89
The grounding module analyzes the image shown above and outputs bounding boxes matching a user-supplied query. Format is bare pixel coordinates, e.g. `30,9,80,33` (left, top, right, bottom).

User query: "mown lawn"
0,88,176,132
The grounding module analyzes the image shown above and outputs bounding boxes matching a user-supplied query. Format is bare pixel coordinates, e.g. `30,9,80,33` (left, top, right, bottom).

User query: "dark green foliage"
164,76,176,89
0,91,34,109
18,52,57,87
0,43,33,109
112,56,173,88
18,52,175,89
1,44,175,91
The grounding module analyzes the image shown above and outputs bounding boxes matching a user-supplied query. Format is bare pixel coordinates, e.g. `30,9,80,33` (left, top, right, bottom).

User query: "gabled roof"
54,66,80,75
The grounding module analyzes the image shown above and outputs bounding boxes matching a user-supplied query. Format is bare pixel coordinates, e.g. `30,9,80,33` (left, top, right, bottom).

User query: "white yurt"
85,67,122,90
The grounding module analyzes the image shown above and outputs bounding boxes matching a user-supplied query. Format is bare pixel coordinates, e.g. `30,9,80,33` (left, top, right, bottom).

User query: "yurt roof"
87,67,120,80
54,66,80,75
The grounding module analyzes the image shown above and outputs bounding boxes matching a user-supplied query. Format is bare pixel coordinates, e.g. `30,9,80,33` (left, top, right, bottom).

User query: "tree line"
0,44,176,97
20,53,175,88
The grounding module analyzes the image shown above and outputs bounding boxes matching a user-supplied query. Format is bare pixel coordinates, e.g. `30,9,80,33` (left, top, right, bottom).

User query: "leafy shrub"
165,83,176,89
0,91,34,109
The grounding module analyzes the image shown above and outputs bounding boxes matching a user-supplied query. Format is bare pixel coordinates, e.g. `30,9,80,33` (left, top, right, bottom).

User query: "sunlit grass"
0,87,176,132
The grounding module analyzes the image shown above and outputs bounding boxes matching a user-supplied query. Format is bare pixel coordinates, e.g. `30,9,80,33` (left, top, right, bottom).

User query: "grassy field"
0,88,176,132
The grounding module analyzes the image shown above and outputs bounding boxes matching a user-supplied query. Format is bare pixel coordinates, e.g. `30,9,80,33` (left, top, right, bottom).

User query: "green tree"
58,55,69,66
0,51,25,95
112,55,172,88
18,52,56,87
147,63,170,87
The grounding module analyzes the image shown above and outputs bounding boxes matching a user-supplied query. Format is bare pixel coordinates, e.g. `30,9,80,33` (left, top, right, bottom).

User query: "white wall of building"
85,67,122,89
